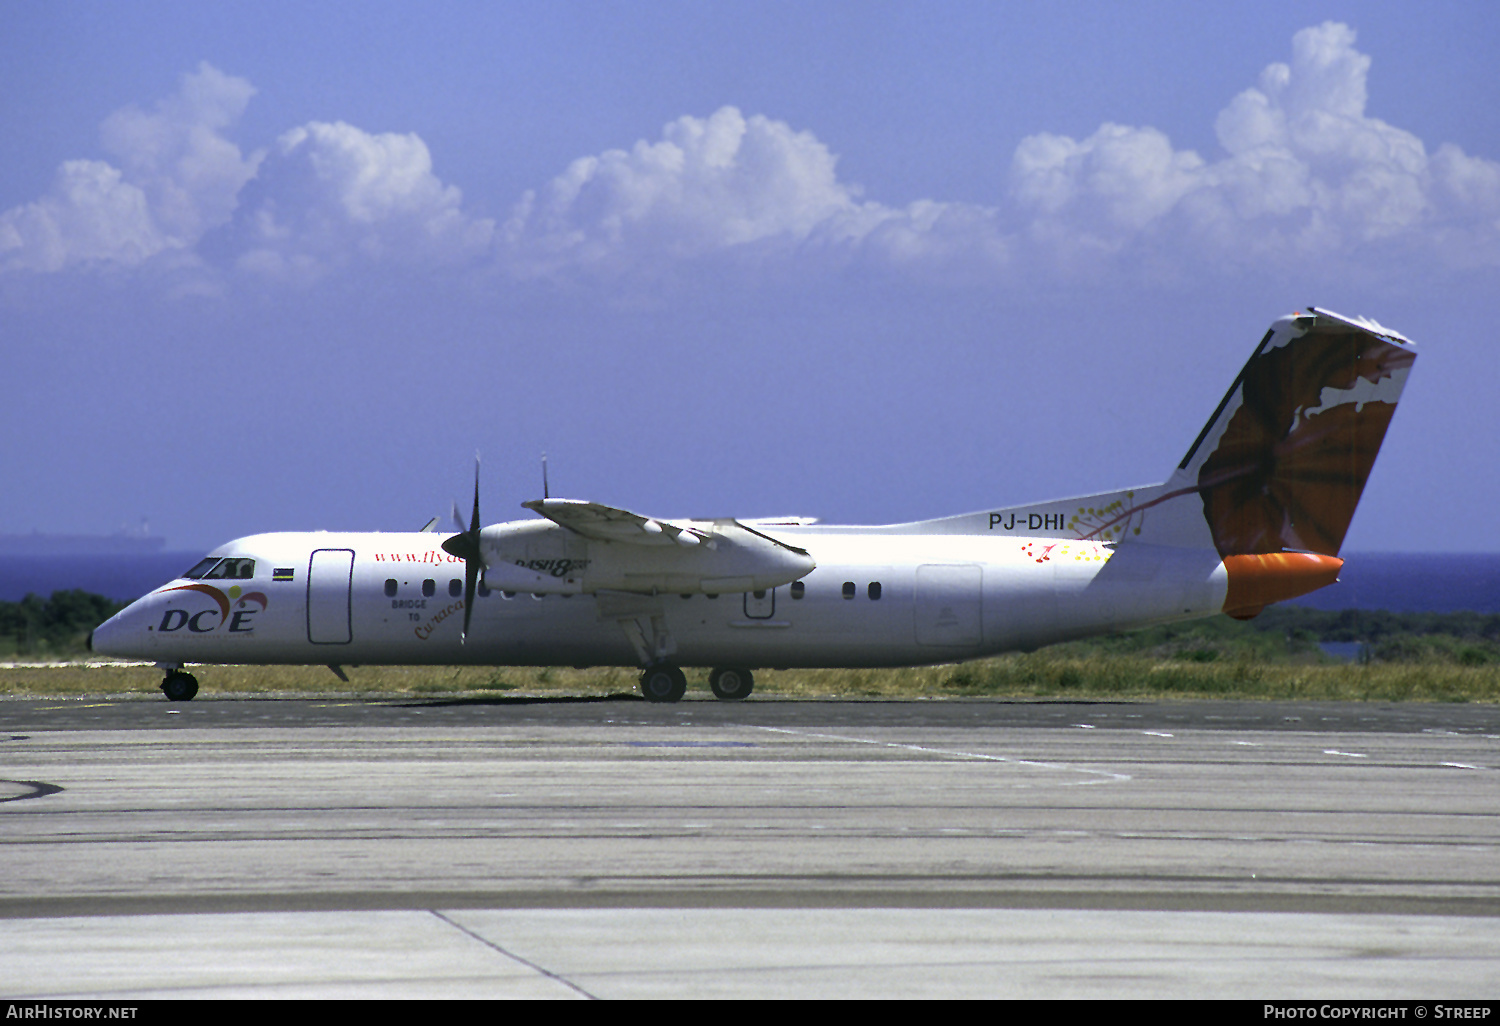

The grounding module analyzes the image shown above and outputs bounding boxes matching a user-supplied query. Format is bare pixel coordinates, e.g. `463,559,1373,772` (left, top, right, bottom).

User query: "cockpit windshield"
182,557,256,580
182,558,219,579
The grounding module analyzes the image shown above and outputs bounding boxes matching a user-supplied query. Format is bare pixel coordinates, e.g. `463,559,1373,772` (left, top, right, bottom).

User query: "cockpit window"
183,558,220,580
184,557,256,580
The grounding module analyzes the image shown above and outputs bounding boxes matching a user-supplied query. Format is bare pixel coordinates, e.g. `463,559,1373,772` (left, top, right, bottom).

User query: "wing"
522,499,709,547
509,498,816,595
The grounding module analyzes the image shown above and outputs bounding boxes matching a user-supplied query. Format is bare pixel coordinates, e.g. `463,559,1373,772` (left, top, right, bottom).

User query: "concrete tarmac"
1,696,1497,999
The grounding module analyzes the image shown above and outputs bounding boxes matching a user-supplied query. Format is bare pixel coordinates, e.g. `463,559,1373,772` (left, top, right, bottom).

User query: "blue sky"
2,1,1497,552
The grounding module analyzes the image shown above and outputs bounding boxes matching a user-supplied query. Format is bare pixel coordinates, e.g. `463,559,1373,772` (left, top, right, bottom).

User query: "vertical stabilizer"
1129,307,1416,558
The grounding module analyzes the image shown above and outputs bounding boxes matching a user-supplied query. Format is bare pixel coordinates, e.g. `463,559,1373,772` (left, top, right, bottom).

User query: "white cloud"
498,105,1011,281
501,107,864,271
0,65,491,280
98,61,259,243
223,121,494,278
4,25,1496,286
0,63,256,273
1011,21,1500,270
831,199,1010,276
1011,124,1207,243
502,21,1499,285
0,160,165,272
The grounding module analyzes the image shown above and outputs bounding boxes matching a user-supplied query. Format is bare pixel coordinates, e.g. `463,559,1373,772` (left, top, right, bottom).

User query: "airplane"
89,307,1416,703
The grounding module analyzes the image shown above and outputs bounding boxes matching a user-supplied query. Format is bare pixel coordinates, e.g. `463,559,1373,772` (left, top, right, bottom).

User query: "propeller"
440,458,483,643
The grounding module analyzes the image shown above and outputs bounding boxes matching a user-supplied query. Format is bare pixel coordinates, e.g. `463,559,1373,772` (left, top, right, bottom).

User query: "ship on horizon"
0,524,166,557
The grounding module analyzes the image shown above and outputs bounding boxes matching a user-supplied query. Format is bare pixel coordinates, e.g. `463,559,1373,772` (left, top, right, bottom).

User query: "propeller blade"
462,556,479,644
439,457,483,644
469,461,481,536
462,461,480,641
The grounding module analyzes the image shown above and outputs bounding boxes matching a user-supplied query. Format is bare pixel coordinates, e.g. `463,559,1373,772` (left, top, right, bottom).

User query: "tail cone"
1223,552,1343,619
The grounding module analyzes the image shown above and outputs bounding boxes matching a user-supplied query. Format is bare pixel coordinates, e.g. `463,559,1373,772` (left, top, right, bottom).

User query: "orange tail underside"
1222,552,1343,620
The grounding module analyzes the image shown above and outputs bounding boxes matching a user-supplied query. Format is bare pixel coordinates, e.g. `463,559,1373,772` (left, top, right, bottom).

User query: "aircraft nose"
88,611,132,658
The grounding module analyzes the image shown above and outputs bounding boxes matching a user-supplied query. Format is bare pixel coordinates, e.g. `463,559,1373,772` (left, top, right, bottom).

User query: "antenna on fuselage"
542,452,550,500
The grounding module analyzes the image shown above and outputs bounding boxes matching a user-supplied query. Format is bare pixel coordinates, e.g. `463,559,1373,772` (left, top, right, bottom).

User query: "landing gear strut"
639,664,687,703
709,667,754,700
161,670,199,702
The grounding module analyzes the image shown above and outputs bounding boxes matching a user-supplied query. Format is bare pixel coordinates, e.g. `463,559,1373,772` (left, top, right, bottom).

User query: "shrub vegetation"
3,591,1496,701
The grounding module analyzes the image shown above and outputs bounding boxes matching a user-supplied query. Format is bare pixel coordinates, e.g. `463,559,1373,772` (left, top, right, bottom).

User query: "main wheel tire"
161,671,199,702
640,665,687,703
709,667,754,700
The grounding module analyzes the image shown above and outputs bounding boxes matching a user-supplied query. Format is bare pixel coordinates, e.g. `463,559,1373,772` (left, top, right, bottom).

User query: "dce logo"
157,584,268,633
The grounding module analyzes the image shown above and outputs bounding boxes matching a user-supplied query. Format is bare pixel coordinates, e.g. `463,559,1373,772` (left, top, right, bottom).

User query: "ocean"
1,551,1497,613
1,553,204,604
1280,553,1500,614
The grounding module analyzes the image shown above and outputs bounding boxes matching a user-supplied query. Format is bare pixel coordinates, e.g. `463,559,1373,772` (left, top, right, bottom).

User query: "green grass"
3,653,1496,702
4,590,1496,702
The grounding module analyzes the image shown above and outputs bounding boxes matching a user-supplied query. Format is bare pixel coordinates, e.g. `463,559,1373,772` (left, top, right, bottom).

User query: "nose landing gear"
161,669,199,702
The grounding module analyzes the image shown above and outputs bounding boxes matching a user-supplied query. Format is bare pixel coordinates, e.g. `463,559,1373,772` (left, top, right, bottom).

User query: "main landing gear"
161,669,199,702
708,666,754,700
638,665,755,703
639,665,688,703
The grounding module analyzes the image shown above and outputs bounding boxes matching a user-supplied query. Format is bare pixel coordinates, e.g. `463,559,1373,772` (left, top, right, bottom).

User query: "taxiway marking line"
754,726,1131,785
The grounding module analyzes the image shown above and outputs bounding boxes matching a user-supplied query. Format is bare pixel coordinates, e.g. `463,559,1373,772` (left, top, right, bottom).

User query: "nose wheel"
161,670,199,702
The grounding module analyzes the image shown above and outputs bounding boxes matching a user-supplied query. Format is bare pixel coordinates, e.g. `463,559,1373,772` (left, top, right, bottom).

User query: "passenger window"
842,582,855,600
384,579,398,597
868,582,882,600
790,581,805,599
449,579,462,598
422,579,435,598
477,582,491,598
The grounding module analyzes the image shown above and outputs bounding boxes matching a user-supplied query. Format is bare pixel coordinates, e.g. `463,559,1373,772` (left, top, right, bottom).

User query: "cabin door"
307,548,354,644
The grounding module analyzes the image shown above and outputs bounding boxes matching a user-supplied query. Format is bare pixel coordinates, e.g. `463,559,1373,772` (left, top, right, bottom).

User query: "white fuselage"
91,524,1232,670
